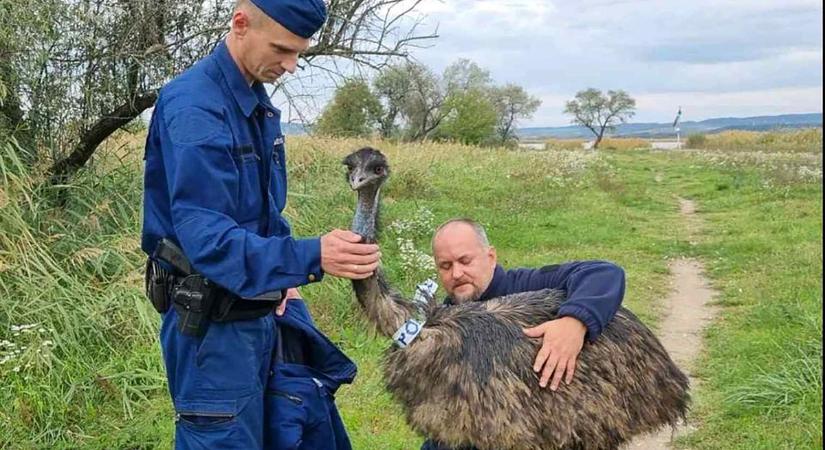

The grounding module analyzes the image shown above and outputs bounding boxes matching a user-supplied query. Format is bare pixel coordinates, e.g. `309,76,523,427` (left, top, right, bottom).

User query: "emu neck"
350,184,415,337
351,186,380,244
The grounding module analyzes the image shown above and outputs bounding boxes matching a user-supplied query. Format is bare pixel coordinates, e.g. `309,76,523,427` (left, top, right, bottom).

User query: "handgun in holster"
145,238,216,337
146,238,284,337
172,274,219,337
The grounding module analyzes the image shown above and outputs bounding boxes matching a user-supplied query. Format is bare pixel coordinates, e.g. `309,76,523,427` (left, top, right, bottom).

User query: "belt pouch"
145,259,171,313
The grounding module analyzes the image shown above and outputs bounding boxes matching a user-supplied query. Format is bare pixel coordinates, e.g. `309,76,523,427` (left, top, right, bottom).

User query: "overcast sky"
385,0,823,127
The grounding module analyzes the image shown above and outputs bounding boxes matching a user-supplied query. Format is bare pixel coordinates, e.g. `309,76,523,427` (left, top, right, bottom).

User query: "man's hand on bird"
523,316,587,391
276,287,302,316
320,229,381,279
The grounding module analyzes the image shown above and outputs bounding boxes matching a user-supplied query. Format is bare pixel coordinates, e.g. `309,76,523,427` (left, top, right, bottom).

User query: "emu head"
343,147,390,192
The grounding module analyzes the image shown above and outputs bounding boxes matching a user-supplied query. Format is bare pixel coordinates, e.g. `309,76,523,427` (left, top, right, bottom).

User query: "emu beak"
349,168,371,191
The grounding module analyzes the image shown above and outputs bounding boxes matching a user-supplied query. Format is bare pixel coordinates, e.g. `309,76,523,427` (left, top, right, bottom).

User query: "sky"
346,0,824,127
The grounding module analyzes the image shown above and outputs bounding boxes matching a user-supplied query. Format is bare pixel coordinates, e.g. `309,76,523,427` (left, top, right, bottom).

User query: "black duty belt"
144,239,284,337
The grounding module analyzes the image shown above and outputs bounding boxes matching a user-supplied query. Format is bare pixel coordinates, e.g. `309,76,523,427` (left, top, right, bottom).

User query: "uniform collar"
212,40,276,118
444,264,506,305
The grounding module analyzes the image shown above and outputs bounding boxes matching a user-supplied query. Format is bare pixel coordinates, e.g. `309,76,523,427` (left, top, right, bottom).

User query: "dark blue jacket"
267,300,357,450
451,261,626,341
425,260,625,450
141,41,323,298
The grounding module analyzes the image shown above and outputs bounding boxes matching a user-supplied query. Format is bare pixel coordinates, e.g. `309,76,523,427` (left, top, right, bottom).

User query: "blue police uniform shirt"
142,40,323,298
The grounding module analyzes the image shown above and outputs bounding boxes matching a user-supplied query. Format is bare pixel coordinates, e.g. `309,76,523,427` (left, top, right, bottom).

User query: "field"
0,129,822,449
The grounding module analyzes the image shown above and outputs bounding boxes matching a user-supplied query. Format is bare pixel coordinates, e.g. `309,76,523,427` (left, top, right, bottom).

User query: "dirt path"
624,198,718,449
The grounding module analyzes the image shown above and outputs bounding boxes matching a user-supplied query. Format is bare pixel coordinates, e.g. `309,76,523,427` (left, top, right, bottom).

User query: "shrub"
687,134,707,148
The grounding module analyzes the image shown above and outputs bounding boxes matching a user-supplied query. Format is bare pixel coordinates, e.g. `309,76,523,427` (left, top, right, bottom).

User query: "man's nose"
282,56,298,74
451,265,464,280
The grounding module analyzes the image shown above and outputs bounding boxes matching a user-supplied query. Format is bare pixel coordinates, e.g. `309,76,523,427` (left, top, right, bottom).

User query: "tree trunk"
593,126,606,150
48,91,158,185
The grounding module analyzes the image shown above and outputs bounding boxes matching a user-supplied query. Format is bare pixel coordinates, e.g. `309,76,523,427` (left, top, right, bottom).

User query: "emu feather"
344,147,690,450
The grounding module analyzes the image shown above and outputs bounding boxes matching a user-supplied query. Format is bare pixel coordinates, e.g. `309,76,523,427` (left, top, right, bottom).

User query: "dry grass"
599,138,651,150
690,129,822,153
544,137,651,151
544,138,587,150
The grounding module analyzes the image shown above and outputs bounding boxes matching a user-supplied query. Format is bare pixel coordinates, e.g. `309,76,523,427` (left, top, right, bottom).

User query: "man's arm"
516,260,625,339
515,261,625,389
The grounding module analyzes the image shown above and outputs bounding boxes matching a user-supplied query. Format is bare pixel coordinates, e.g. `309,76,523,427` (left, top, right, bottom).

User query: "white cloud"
407,0,823,125
274,0,821,127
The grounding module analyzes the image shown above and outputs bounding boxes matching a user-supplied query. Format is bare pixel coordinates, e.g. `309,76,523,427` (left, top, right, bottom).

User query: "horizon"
518,111,823,129
277,111,823,130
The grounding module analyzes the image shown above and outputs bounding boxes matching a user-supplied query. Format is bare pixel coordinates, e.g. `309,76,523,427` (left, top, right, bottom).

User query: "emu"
343,147,690,450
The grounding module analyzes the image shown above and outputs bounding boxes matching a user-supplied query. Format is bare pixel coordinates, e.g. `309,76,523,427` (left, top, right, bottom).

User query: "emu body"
344,147,690,450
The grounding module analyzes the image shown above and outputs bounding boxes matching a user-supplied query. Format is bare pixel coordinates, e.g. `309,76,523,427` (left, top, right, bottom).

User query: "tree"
437,89,498,145
399,63,448,141
314,79,382,137
442,58,492,92
1,0,436,184
0,2,34,155
490,84,541,145
563,88,635,149
372,63,413,138
369,58,542,145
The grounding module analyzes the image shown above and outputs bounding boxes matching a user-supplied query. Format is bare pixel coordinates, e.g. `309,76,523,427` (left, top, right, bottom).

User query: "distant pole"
672,106,682,149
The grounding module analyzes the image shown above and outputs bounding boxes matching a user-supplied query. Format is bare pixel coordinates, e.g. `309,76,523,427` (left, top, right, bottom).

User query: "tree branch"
48,91,158,184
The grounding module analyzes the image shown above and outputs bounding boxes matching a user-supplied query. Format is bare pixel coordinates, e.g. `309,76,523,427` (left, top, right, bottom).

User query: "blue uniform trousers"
161,308,275,449
161,300,355,449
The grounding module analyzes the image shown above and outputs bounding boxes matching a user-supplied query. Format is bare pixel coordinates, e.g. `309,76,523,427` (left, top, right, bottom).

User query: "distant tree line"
314,58,541,147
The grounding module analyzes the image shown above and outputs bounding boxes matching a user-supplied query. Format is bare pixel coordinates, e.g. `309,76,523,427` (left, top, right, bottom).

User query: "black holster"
172,275,219,337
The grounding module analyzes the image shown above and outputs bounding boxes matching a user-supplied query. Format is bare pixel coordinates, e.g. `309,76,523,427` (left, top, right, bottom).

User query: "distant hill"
282,122,307,135
517,113,823,140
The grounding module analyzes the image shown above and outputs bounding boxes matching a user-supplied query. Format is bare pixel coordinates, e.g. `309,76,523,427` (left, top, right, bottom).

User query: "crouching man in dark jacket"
422,218,626,450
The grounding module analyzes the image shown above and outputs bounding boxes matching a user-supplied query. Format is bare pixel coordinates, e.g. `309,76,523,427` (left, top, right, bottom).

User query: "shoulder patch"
165,106,226,146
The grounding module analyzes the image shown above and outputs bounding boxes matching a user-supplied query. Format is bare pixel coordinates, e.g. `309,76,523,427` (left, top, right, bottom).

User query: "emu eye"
374,166,384,175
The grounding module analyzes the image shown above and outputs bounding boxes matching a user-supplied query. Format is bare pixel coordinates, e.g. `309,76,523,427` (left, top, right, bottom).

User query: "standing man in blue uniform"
422,218,626,450
141,0,380,447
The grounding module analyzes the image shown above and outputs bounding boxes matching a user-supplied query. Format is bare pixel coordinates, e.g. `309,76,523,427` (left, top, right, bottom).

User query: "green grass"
1,134,821,449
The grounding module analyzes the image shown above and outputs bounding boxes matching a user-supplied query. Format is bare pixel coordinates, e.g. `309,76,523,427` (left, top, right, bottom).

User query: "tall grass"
1,132,821,449
688,128,823,153
544,138,586,150
543,137,651,150
0,137,166,447
598,137,651,150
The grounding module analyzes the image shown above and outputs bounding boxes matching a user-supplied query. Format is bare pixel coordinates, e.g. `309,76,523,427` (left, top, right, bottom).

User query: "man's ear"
231,10,251,37
488,246,497,265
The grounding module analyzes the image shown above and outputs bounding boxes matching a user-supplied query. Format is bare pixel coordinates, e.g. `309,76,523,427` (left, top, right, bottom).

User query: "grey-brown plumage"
343,147,690,450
